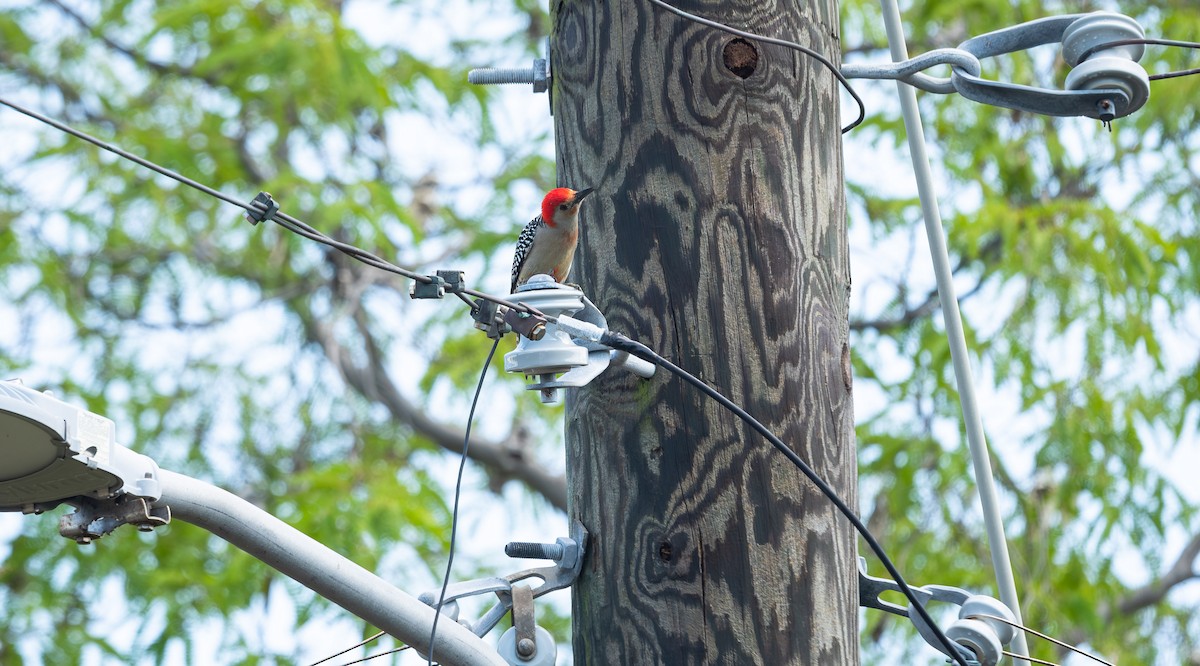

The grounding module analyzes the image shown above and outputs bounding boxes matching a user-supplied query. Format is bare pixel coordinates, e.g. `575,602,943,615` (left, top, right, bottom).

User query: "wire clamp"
409,270,467,300
437,269,466,293
409,275,446,299
244,191,280,226
472,299,511,339
504,308,548,341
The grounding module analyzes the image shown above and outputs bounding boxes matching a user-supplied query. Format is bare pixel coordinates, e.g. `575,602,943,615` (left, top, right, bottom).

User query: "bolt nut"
516,637,537,658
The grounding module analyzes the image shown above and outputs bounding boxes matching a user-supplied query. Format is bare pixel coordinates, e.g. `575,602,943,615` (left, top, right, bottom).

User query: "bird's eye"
559,204,568,210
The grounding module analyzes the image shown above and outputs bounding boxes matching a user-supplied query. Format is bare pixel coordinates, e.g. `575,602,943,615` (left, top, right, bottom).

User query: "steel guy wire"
1004,653,1059,666
594,330,974,666
876,0,1031,662
968,613,1116,666
644,0,867,134
309,631,387,666
0,94,556,324
428,336,500,666
333,645,412,666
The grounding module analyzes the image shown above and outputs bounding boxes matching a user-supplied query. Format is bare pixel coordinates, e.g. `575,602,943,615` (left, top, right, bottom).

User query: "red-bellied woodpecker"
510,187,594,293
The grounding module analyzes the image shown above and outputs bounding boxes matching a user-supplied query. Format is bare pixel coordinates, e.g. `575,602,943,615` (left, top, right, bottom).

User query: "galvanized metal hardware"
469,58,549,93
504,308,549,341
844,11,1152,121
842,48,982,94
503,275,655,404
467,39,553,112
495,584,556,665
410,269,468,300
859,557,1017,666
420,519,588,643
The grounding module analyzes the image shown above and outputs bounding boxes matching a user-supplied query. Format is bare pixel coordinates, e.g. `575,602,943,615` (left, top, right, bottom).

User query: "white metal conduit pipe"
157,470,506,666
876,1,1033,664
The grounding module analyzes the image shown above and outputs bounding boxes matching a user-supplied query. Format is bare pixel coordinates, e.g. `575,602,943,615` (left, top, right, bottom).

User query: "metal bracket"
511,584,537,660
420,519,588,639
843,12,1151,121
952,13,1148,120
59,495,171,545
859,558,1024,666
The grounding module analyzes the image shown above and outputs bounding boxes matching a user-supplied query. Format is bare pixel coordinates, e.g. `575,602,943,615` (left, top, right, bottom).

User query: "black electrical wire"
644,0,867,134
427,337,500,666
597,330,974,666
1076,37,1200,80
0,94,557,323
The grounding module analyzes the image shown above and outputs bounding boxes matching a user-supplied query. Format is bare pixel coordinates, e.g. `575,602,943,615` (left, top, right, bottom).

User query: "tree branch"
1115,530,1200,615
850,235,1000,332
298,300,568,512
44,0,225,87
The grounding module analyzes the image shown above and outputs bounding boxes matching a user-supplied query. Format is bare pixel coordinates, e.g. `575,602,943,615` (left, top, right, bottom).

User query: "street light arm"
155,469,506,666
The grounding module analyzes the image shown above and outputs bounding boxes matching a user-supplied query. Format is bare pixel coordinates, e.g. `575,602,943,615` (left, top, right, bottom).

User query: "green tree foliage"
0,0,1196,664
843,0,1200,663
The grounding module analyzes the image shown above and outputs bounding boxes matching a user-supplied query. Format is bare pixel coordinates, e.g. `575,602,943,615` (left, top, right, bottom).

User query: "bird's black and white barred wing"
510,215,545,293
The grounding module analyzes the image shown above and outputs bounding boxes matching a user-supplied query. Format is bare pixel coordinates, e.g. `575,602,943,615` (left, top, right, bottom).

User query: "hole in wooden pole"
723,38,758,79
658,541,673,562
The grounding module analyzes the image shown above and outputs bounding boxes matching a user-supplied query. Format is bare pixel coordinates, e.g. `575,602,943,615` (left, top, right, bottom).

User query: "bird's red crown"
541,188,577,228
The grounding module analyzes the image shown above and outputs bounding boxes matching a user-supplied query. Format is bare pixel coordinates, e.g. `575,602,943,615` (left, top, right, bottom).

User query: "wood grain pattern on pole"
556,0,857,663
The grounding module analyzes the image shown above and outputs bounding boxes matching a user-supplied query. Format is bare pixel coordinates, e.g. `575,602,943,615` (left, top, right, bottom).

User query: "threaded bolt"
506,541,565,561
468,58,548,93
469,68,535,85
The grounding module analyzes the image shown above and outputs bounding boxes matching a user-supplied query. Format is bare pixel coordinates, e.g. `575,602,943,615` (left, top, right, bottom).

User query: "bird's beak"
569,187,595,209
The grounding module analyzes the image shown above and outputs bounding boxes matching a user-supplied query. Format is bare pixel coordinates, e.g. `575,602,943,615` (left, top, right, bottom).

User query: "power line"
334,645,412,666
308,631,386,666
875,0,1032,660
644,0,867,134
969,613,1115,666
594,330,974,666
1076,37,1200,80
0,94,555,324
427,337,500,666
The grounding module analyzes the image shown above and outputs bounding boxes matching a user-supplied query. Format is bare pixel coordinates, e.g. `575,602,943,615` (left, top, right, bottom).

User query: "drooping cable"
0,94,556,323
427,337,500,666
644,0,866,134
594,330,973,666
1076,37,1200,80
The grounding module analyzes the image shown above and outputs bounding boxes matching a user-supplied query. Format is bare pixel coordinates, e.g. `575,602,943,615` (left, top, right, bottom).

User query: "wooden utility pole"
555,0,858,663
